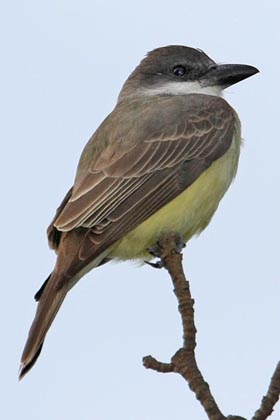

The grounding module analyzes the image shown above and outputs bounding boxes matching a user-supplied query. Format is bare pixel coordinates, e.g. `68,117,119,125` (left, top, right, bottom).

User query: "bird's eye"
173,65,186,77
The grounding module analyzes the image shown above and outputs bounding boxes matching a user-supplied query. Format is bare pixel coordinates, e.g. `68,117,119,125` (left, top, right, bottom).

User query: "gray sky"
1,1,280,419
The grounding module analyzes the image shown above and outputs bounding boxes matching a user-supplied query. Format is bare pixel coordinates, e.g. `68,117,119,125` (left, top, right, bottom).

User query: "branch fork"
143,234,280,420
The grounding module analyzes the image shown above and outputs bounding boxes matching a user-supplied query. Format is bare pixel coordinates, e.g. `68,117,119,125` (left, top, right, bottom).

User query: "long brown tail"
19,227,111,380
19,271,69,380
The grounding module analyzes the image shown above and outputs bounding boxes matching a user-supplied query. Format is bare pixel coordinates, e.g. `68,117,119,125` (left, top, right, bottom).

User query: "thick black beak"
202,63,259,89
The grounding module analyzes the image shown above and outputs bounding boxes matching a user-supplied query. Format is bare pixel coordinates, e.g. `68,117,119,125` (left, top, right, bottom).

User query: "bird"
19,45,258,379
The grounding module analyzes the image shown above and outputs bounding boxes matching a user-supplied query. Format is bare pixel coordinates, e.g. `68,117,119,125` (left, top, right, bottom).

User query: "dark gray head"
118,45,258,101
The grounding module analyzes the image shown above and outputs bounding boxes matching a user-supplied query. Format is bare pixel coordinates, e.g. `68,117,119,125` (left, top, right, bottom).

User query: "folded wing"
48,94,236,261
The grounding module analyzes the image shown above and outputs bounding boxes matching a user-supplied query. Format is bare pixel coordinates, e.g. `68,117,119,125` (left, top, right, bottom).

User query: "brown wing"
48,94,236,260
19,94,237,379
47,187,73,250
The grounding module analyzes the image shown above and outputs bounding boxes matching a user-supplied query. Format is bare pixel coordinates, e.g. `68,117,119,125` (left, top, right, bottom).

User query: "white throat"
139,81,223,98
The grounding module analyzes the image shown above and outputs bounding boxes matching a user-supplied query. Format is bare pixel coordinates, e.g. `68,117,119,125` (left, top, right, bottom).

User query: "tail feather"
19,272,68,380
34,273,52,302
19,227,111,380
19,343,43,379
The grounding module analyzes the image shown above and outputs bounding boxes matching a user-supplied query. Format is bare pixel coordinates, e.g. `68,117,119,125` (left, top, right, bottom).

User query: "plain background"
1,1,280,419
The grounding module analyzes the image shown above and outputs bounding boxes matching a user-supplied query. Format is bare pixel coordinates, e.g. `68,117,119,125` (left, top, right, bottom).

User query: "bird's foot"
147,242,163,258
174,237,186,254
144,260,164,269
146,235,186,269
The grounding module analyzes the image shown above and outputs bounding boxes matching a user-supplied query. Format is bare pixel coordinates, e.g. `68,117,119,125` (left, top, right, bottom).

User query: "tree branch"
143,234,280,420
252,362,280,420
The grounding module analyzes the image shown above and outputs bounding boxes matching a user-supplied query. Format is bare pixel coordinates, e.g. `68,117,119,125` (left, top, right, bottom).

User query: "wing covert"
48,94,237,252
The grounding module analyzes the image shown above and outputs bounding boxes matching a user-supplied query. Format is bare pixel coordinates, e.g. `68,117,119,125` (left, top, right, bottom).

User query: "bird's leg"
147,241,163,258
145,235,186,269
145,241,165,269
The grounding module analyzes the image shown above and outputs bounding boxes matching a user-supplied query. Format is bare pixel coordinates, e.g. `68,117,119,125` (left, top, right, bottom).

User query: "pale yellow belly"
109,133,241,261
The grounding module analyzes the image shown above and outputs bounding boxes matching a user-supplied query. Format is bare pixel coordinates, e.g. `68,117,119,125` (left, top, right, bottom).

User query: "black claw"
144,260,164,269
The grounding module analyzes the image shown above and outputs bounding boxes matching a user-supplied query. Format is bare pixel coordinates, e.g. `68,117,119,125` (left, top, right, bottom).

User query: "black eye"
173,65,186,77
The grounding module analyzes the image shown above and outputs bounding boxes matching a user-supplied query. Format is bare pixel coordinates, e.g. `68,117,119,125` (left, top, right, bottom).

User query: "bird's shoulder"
76,94,235,175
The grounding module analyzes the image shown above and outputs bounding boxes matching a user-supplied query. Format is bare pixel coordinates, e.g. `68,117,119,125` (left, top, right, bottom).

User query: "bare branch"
143,355,173,373
252,362,280,420
143,234,280,420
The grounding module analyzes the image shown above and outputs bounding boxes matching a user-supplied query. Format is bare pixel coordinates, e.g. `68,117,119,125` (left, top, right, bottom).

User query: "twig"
252,362,280,420
143,234,280,420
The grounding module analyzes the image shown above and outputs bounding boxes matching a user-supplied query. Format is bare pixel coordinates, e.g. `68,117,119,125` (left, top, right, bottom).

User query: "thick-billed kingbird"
19,45,258,379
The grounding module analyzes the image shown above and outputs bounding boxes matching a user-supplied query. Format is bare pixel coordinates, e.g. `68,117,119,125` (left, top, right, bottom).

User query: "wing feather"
48,95,236,256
